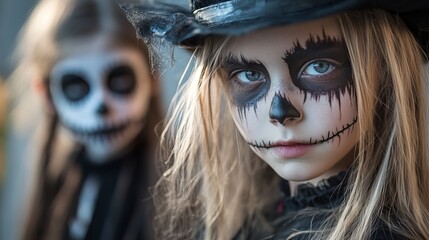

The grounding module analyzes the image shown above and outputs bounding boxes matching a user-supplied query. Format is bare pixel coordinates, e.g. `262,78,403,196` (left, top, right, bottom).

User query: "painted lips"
249,140,315,158
271,142,314,158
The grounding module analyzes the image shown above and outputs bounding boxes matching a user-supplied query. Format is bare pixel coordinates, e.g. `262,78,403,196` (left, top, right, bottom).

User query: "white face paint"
224,17,358,182
50,39,152,162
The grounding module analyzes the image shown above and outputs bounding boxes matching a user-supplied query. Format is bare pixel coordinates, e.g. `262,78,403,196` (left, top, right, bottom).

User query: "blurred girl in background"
5,0,162,239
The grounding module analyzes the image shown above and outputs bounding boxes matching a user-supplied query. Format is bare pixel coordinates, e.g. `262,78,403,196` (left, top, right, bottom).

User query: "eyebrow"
282,30,345,63
222,54,267,75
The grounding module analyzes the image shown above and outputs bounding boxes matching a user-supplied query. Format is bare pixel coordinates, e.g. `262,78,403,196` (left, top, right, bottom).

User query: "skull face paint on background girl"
224,17,358,182
50,36,152,162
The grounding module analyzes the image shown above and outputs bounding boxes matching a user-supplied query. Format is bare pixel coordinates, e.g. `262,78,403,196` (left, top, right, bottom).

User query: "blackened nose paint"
96,102,109,115
269,92,300,125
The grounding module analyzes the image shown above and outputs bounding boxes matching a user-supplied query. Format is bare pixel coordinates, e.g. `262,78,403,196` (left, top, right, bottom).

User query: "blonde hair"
322,10,429,239
155,36,279,239
157,8,429,240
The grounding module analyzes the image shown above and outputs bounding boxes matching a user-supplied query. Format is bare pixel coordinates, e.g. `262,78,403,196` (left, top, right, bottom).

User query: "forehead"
54,48,139,70
230,16,341,57
51,35,146,74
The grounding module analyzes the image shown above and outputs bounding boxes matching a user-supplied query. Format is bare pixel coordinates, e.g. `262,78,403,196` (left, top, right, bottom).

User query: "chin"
276,170,318,182
271,160,331,182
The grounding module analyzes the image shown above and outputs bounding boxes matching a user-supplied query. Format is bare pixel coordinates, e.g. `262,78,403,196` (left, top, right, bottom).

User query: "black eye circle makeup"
283,34,353,103
107,65,136,95
223,55,271,119
61,74,90,102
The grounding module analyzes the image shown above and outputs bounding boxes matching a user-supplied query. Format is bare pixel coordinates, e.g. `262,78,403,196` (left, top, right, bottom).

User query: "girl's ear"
32,77,55,114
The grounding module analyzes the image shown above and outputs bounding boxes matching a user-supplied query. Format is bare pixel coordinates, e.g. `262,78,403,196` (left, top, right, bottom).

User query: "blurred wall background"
0,0,38,77
0,1,38,240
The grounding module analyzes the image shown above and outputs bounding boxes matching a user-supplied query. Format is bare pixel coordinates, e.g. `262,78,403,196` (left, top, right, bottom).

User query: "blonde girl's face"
223,17,358,182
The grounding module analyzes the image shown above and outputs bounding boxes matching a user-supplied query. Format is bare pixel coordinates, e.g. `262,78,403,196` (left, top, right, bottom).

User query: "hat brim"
122,0,429,52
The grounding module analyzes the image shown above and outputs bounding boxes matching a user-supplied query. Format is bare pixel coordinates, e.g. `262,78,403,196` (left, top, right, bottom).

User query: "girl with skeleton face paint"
224,21,358,183
4,0,163,239
124,0,429,240
49,37,152,161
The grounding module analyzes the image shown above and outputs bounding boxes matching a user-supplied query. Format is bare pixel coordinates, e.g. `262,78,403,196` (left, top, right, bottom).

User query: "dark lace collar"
275,171,349,215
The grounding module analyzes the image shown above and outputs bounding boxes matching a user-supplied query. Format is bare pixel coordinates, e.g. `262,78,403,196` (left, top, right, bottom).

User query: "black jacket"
264,172,404,240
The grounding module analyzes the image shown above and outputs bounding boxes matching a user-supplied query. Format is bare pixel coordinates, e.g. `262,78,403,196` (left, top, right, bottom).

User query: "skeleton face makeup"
223,17,358,182
50,37,152,162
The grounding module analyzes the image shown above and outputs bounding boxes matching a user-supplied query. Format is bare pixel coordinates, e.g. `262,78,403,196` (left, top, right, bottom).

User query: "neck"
289,149,355,196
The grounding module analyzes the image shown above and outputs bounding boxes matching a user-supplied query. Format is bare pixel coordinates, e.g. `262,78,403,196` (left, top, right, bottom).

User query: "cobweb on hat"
121,1,195,71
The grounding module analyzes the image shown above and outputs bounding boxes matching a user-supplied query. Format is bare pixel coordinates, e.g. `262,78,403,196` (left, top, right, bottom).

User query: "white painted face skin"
224,16,358,183
50,36,152,163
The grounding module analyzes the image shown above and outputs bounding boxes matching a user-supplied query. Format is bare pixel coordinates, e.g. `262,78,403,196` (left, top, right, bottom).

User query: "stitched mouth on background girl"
65,120,130,142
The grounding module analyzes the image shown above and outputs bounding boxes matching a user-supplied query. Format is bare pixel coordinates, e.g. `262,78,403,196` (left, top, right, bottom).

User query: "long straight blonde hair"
155,9,429,240
323,10,429,240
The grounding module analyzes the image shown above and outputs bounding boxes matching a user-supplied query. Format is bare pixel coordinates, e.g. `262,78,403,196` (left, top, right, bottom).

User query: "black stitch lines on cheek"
308,117,357,145
247,117,357,150
248,140,273,149
269,91,300,125
282,30,355,111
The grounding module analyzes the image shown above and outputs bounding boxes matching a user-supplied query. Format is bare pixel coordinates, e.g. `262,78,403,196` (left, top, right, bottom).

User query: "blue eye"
235,70,265,83
302,60,334,76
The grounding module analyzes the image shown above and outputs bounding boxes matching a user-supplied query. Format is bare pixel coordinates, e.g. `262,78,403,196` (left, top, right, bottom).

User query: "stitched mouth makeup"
308,117,357,144
63,120,134,142
248,117,358,157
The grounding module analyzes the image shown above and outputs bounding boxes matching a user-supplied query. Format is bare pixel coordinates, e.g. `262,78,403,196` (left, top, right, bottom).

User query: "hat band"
193,0,339,26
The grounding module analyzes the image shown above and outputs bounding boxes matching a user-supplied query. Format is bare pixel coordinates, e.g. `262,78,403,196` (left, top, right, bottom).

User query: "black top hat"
122,0,429,52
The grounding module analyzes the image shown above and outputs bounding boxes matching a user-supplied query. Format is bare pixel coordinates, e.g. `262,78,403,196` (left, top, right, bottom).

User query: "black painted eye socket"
61,74,90,102
107,65,136,95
